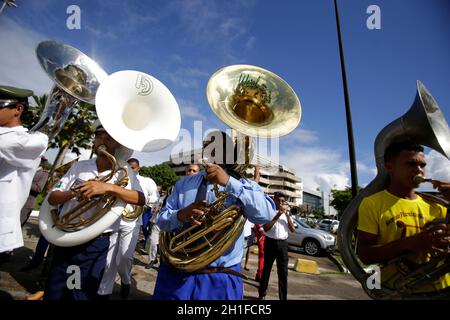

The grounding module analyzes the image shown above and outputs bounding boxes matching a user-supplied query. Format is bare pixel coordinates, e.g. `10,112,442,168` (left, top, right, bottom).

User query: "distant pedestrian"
258,191,295,300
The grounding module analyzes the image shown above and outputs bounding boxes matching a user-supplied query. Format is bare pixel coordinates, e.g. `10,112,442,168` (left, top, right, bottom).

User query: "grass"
33,194,45,210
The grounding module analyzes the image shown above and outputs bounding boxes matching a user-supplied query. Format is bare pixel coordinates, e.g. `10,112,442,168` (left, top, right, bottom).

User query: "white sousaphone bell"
95,70,181,152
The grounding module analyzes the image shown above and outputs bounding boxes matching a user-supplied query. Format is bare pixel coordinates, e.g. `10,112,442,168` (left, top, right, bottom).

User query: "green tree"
0,0,18,15
312,207,325,220
140,164,178,192
330,186,361,218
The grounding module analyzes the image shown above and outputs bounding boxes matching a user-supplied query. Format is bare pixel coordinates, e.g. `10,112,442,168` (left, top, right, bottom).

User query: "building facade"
302,188,338,217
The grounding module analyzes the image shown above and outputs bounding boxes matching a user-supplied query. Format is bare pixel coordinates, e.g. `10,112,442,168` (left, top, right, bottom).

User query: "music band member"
44,120,145,300
185,164,200,176
258,191,295,300
153,130,276,300
0,85,48,257
357,141,450,293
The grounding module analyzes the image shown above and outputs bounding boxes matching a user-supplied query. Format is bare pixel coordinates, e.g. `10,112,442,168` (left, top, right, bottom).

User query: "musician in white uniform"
0,85,48,257
98,157,158,299
44,120,145,300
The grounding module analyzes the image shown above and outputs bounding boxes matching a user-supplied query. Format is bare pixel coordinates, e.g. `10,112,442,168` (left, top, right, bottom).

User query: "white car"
317,219,340,234
288,217,336,256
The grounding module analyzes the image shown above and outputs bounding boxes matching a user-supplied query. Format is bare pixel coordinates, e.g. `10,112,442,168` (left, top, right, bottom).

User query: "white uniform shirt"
243,219,254,237
137,174,158,208
0,126,48,252
264,211,290,240
52,158,143,233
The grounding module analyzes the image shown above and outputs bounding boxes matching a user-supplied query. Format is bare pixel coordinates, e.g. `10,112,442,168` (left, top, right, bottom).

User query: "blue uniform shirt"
157,170,276,267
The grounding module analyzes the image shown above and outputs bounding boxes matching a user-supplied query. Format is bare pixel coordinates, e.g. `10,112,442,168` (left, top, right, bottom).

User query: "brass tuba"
337,81,450,299
159,64,302,272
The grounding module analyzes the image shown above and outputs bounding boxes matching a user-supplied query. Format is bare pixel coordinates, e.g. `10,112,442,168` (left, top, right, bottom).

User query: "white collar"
0,125,28,135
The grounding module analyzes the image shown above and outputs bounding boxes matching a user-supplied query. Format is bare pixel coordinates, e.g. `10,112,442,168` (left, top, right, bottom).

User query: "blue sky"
1,0,450,191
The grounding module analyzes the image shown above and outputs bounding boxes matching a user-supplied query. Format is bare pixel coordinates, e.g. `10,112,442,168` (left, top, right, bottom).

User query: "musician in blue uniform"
153,131,276,300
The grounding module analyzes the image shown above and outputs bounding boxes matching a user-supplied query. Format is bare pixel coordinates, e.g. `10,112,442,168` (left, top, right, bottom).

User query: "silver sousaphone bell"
31,40,108,139
337,81,450,300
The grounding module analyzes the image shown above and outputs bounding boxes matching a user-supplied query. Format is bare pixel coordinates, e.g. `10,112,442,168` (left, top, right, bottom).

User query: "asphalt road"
0,216,370,300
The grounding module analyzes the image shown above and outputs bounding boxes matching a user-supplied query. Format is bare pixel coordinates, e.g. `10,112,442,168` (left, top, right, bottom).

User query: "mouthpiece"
200,157,211,167
413,175,432,185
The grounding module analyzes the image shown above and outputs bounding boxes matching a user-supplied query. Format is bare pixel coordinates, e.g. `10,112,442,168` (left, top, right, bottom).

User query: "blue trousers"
153,262,243,300
141,208,153,241
30,235,49,265
44,234,110,300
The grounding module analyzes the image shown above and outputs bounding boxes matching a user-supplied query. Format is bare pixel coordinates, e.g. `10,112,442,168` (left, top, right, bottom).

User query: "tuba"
159,64,302,272
337,81,450,299
39,67,181,247
31,40,107,139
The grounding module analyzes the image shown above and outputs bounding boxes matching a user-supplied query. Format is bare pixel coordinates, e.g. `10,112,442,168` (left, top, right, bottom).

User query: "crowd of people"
1,84,450,300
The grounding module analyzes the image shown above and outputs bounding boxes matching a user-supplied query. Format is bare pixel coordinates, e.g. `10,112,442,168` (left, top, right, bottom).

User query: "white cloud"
284,128,319,144
417,150,450,191
177,98,209,121
280,146,350,192
314,173,349,191
132,148,173,167
0,17,52,95
167,67,209,89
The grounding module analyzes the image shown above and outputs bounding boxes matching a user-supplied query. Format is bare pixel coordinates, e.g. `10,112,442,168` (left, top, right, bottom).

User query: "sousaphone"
159,64,301,272
337,81,450,299
31,40,108,139
39,59,181,246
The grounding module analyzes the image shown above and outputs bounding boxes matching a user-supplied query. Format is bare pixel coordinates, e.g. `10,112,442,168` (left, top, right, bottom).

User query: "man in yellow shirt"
358,141,450,294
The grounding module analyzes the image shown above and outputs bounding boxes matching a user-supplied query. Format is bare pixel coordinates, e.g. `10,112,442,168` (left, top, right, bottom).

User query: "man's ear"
14,104,24,118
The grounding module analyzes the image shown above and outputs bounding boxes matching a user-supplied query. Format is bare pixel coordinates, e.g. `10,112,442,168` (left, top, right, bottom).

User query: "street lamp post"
333,0,359,198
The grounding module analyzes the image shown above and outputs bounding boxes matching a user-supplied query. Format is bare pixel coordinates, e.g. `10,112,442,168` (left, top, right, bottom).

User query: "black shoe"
20,261,40,272
0,251,13,265
120,283,130,300
96,294,110,300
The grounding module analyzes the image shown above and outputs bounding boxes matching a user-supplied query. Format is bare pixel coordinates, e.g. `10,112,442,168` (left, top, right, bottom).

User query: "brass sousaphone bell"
337,81,450,299
159,64,302,272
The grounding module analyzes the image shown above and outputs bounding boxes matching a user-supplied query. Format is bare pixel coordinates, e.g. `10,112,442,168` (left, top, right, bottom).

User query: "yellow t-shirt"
358,190,449,293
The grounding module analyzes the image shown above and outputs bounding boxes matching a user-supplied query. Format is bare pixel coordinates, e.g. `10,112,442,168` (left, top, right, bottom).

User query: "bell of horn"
159,64,302,272
95,70,181,152
337,81,450,299
31,40,108,139
206,64,301,138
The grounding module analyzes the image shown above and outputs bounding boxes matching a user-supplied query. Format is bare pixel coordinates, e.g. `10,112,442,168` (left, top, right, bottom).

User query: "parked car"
288,217,335,256
316,219,340,234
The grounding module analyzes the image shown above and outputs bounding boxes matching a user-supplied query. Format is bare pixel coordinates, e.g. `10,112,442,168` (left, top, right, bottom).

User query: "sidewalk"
0,216,369,300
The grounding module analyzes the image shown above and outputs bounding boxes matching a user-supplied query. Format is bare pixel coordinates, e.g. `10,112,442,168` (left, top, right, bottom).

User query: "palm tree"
0,0,18,15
